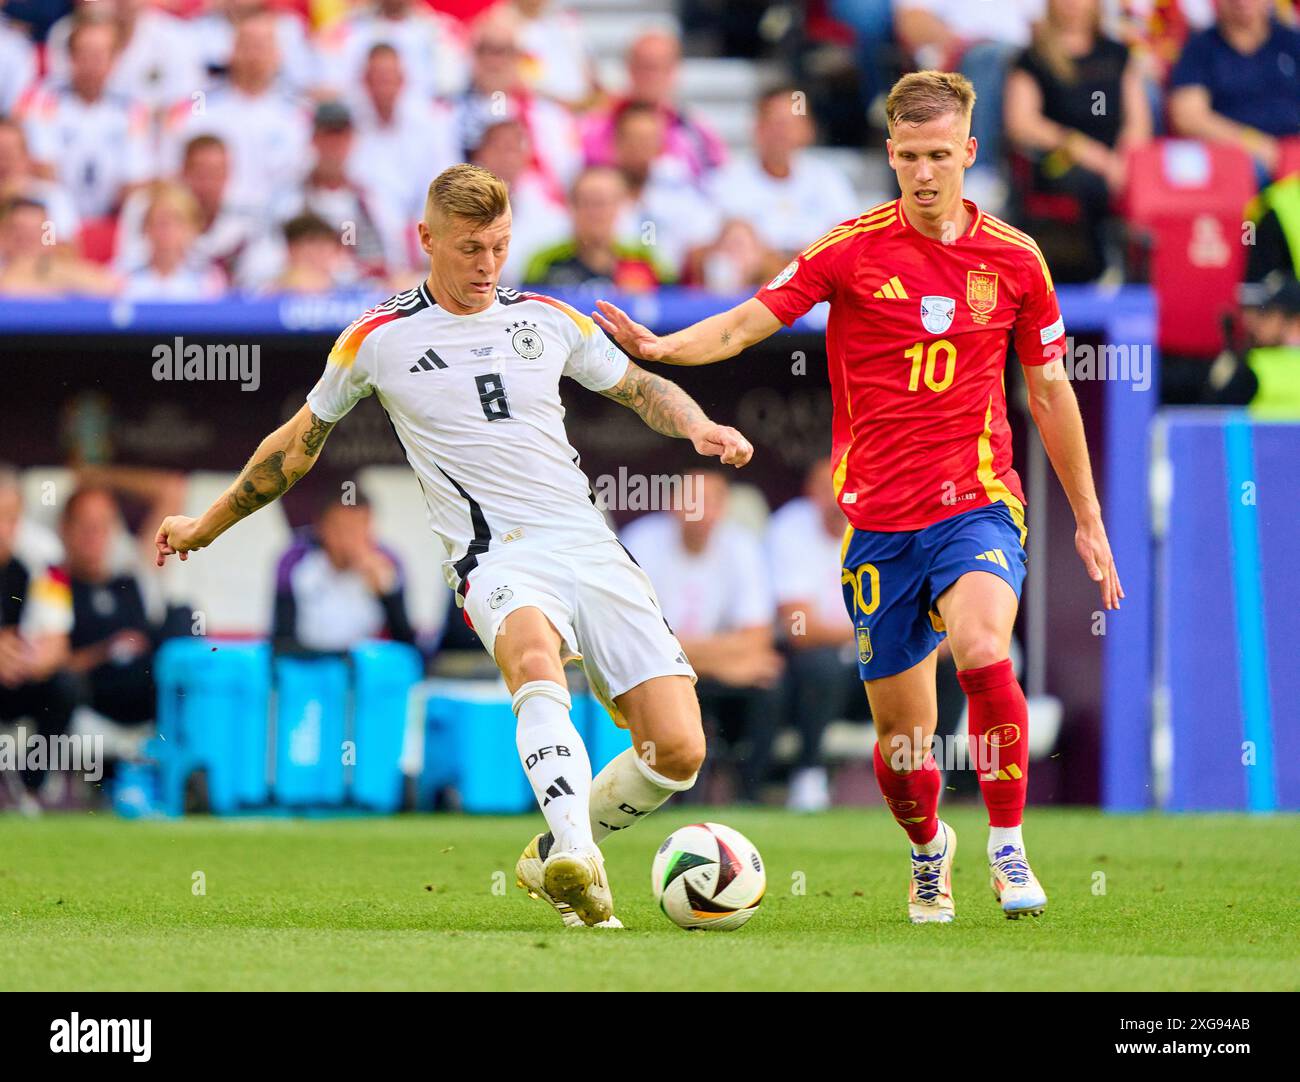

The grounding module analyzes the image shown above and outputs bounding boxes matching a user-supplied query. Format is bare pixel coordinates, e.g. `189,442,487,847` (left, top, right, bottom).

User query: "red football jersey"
756,198,1065,534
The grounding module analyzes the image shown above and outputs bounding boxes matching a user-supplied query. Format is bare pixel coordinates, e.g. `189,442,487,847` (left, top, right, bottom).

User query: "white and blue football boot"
989,844,1048,919
908,821,957,924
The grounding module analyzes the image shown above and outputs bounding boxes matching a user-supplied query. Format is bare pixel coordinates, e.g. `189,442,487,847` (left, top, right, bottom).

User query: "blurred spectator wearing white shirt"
188,0,320,98
620,469,783,802
612,103,720,279
237,100,394,287
470,118,570,288
0,9,36,117
0,118,80,247
686,218,780,293
707,86,860,260
317,0,469,102
162,11,310,216
766,457,864,812
45,0,204,114
269,213,359,294
19,17,154,221
895,0,1046,208
451,9,582,205
115,134,263,284
510,0,597,107
122,182,226,300
272,492,415,653
349,44,460,243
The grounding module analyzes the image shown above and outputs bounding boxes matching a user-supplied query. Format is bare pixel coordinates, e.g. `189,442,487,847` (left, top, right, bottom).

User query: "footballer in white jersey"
156,163,753,930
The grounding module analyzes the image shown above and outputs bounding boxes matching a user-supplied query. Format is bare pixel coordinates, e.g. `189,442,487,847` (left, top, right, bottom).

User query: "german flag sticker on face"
766,259,799,290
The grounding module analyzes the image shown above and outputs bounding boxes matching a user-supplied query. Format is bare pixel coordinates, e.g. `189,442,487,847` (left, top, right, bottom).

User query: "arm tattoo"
720,328,732,348
301,413,335,457
602,365,710,439
227,450,297,518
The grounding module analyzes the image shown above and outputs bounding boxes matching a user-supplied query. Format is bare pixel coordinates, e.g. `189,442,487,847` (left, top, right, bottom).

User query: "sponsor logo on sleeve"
766,259,799,290
1039,316,1065,345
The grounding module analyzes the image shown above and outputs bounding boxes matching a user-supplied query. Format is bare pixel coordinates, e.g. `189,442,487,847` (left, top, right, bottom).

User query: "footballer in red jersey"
594,71,1123,925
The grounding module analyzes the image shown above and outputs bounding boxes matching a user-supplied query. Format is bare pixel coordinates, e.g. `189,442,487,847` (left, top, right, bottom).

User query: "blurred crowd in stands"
2,0,1300,403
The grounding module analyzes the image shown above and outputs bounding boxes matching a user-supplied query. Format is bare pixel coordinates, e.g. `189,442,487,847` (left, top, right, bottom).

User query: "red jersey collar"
897,197,982,244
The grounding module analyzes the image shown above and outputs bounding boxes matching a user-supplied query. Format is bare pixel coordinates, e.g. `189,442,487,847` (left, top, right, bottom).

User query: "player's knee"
950,630,1009,672
652,728,706,780
873,719,934,771
504,644,564,687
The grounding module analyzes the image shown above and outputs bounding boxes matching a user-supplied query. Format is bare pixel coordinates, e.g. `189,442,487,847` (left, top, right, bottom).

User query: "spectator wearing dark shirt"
0,465,74,810
522,166,670,293
1169,0,1300,182
272,492,415,653
1004,0,1152,281
59,482,190,732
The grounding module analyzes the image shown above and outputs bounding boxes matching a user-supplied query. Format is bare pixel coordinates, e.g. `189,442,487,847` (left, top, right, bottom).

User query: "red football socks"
957,658,1029,828
872,742,941,846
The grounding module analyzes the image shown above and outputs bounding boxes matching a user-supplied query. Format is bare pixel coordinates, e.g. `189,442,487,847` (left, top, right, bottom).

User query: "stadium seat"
177,471,290,635
148,639,421,815
1274,136,1300,182
1123,139,1256,359
150,639,272,816
76,217,119,265
420,677,617,813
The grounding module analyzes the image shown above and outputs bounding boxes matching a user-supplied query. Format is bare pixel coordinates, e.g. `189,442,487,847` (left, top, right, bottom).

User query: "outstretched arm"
600,360,753,467
592,296,782,367
1022,361,1123,610
154,404,336,565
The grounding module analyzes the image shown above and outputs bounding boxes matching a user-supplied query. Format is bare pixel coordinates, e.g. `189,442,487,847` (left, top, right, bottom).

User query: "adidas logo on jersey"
873,276,910,299
409,348,448,373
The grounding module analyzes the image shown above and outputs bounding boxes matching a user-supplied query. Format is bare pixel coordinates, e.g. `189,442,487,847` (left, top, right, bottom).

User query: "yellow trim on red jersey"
831,447,851,499
980,218,1055,292
977,396,1028,545
802,201,898,259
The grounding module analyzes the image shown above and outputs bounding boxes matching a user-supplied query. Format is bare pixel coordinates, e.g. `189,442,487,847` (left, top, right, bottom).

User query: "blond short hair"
885,70,976,134
424,164,511,229
143,181,201,231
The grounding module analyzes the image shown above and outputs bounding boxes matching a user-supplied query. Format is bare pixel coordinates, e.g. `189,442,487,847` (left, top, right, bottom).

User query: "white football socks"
589,747,696,842
513,680,594,854
988,825,1024,859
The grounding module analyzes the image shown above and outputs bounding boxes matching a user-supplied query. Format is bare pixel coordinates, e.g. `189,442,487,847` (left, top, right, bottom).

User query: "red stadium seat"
804,0,856,46
1122,140,1256,359
1274,136,1300,182
76,217,119,265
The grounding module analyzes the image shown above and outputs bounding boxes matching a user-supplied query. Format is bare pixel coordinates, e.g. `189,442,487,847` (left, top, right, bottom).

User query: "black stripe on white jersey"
434,464,493,596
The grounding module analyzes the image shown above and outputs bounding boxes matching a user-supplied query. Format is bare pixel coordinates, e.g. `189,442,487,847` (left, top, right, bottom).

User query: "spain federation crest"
857,627,873,665
967,270,999,323
919,295,955,334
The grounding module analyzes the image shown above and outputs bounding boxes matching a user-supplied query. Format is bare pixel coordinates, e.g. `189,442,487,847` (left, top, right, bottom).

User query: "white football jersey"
307,283,629,594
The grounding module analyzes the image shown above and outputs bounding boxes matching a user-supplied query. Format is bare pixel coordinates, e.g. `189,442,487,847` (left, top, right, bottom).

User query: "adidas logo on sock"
541,777,575,806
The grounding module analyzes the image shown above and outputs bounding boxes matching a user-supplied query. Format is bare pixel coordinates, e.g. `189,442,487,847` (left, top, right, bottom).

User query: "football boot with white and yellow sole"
516,832,623,928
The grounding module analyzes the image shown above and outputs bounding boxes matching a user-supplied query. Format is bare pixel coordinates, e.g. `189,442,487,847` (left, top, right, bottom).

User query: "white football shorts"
460,538,697,726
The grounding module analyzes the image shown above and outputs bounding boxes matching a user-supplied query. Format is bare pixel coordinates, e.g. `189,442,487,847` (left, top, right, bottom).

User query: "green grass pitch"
2,808,1296,991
